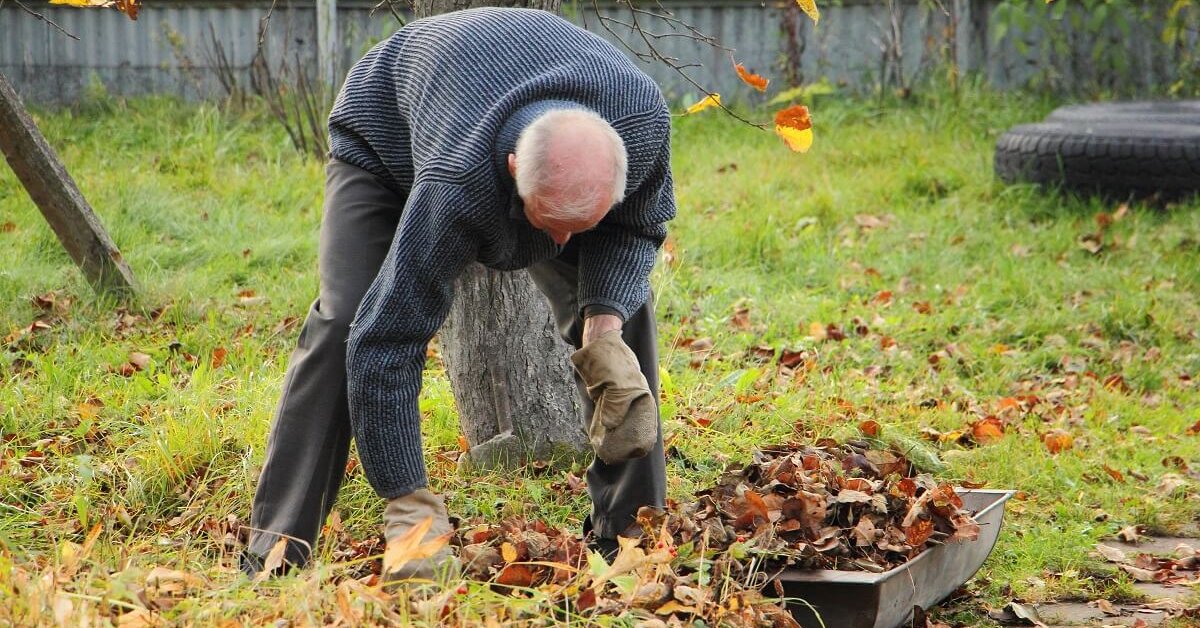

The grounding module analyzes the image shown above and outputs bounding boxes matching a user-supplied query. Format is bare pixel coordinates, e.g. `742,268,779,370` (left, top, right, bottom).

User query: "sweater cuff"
578,296,632,322
582,304,625,322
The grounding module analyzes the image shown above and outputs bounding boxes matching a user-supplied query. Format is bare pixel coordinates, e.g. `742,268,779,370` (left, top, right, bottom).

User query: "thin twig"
257,0,279,49
592,0,764,128
371,0,406,26
11,0,80,40
623,0,766,128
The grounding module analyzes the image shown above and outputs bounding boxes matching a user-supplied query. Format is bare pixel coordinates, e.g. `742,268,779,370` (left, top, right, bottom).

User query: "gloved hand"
570,330,657,464
382,488,459,582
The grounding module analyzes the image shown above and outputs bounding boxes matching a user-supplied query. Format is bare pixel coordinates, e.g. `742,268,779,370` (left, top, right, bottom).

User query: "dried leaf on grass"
1095,539,1200,586
381,516,451,577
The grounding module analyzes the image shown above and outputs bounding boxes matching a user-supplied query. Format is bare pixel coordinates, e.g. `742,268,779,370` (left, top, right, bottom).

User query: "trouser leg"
526,257,667,540
246,160,404,566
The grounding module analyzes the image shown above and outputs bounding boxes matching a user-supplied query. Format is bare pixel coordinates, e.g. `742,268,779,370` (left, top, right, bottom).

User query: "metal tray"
776,489,1015,628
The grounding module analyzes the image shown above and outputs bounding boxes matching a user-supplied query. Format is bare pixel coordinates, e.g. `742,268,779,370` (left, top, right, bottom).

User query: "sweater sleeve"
345,182,476,499
576,131,676,321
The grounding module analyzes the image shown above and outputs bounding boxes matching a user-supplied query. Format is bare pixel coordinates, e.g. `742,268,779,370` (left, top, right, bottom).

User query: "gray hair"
513,108,628,222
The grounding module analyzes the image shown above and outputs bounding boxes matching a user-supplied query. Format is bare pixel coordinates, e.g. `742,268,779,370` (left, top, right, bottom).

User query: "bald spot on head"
510,108,629,245
537,124,618,213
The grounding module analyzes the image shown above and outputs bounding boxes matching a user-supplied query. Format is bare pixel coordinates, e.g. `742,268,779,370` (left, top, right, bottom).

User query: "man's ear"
507,153,517,177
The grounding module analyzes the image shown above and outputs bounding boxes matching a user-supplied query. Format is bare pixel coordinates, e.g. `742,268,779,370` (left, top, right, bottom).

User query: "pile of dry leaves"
438,440,982,625
634,439,982,573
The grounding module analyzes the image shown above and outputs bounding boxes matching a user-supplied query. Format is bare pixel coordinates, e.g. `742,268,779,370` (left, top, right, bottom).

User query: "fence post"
953,0,974,75
316,0,338,90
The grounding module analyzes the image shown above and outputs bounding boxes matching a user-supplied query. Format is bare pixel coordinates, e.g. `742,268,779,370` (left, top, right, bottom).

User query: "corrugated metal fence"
1,0,1195,105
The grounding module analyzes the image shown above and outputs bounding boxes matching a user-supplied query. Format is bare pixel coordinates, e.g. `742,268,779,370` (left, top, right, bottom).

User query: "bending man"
244,7,675,578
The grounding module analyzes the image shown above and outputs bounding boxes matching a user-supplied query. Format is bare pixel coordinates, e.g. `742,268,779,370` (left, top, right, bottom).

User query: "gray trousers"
247,159,666,565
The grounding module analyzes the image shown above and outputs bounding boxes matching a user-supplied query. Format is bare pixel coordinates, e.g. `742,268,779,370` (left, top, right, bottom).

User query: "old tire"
994,122,1200,197
1046,101,1200,126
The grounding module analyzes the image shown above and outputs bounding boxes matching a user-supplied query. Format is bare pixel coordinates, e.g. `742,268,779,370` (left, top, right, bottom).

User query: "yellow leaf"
500,541,518,563
381,516,451,577
795,0,820,24
48,0,112,6
655,600,700,616
774,104,814,153
254,537,288,583
1043,429,1074,454
775,125,814,153
685,94,721,115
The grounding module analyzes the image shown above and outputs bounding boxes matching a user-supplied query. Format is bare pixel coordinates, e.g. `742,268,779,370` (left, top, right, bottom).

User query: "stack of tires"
994,101,1200,198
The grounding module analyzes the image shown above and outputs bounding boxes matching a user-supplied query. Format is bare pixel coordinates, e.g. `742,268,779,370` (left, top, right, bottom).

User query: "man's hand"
582,313,623,345
570,329,656,464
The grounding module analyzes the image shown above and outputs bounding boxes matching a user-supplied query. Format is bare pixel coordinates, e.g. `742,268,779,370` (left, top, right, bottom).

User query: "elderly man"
243,7,675,578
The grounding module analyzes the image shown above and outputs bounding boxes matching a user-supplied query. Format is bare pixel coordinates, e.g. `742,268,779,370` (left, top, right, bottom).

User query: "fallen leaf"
1156,473,1188,496
854,214,889,230
1008,601,1046,627
381,516,450,577
905,519,934,546
495,563,535,587
1093,598,1119,616
1102,464,1125,483
1117,525,1144,543
500,541,518,563
1119,563,1159,582
730,306,751,330
254,538,288,582
577,587,597,611
1043,429,1074,454
1079,232,1104,254
211,347,228,369
971,417,1005,444
128,352,152,371
1096,544,1127,563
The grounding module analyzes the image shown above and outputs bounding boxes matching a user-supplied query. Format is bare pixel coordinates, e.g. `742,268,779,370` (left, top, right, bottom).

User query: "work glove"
381,488,459,582
570,330,657,464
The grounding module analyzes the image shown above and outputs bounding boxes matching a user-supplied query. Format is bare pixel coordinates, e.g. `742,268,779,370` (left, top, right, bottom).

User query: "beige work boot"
382,489,459,582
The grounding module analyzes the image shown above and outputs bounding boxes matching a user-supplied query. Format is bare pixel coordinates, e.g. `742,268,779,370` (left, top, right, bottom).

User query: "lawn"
1,89,1198,626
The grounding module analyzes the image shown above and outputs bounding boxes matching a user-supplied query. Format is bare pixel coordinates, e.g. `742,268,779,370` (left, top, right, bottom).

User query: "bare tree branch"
591,0,767,129
371,0,407,26
10,0,80,40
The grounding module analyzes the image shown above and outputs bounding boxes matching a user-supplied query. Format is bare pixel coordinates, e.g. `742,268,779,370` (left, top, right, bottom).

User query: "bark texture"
418,0,588,470
440,265,586,468
0,71,137,299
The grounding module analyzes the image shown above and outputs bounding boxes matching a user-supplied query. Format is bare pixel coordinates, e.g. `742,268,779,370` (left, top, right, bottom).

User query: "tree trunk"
418,0,589,469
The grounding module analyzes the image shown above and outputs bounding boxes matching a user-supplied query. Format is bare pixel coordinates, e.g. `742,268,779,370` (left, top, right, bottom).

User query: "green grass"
1,89,1198,625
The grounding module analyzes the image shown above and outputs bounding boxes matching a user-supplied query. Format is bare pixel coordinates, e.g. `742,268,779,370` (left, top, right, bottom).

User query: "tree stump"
419,0,590,470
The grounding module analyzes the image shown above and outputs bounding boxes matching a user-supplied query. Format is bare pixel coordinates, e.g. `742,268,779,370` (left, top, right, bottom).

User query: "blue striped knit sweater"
329,7,676,498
